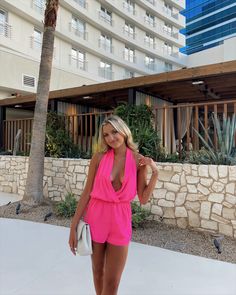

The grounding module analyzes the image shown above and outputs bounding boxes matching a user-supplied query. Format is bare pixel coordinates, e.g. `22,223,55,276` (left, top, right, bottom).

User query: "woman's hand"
68,226,77,256
138,156,158,174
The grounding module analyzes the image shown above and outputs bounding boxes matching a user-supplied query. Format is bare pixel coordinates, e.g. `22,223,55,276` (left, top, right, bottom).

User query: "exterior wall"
0,156,236,239
0,0,186,98
187,36,236,67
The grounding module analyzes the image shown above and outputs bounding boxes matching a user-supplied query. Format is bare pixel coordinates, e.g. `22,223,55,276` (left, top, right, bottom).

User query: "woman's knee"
103,276,120,292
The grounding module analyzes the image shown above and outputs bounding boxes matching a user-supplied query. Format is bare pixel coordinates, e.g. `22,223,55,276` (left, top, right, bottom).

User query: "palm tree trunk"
23,0,59,204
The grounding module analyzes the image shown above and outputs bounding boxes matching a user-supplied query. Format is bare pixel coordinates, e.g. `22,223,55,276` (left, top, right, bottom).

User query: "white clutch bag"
76,220,93,256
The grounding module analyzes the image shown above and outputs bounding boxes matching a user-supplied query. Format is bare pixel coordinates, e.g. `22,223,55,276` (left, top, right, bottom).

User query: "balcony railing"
145,62,157,71
69,23,88,40
144,39,156,49
31,0,45,14
0,21,12,39
98,11,113,26
144,17,156,27
98,39,114,53
123,51,137,63
123,28,136,39
98,67,114,80
30,36,42,50
69,55,87,71
73,0,88,9
122,2,136,15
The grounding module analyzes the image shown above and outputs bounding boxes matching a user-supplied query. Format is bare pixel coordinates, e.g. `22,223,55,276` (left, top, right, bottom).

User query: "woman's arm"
137,156,158,205
70,152,102,230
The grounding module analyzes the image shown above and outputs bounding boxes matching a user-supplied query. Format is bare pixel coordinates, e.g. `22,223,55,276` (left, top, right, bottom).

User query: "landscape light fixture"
192,80,204,85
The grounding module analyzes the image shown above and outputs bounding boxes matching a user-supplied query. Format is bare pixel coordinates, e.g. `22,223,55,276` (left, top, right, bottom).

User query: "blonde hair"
98,115,138,153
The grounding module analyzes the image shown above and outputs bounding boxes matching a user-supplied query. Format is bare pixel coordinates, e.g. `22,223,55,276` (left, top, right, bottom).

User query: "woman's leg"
91,241,107,295
101,243,129,295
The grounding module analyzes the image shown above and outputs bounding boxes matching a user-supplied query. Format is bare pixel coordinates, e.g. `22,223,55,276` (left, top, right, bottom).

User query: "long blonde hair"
98,115,138,153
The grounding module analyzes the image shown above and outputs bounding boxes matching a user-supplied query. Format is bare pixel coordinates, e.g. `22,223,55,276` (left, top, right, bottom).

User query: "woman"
69,115,158,295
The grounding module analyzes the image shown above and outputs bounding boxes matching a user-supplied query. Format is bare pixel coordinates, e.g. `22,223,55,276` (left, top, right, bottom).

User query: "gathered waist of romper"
90,196,131,205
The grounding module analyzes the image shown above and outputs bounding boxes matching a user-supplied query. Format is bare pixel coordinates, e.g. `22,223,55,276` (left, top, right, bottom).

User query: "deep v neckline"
110,148,128,193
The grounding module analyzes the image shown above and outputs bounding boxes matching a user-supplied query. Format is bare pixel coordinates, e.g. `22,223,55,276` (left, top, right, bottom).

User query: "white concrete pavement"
0,217,236,295
0,192,22,206
0,193,236,295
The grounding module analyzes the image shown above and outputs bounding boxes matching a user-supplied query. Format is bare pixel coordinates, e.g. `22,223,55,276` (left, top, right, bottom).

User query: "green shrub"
55,192,77,218
114,104,165,161
131,202,150,228
45,112,82,158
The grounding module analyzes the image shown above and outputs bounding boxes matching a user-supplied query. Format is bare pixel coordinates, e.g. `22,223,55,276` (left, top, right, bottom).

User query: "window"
145,12,155,27
73,0,87,9
0,9,10,38
99,61,113,80
124,22,135,39
163,42,173,55
99,7,112,26
124,46,135,63
164,62,173,72
145,33,155,49
32,0,45,14
123,0,135,15
145,55,155,70
164,2,173,15
71,16,86,39
99,34,113,53
31,28,42,50
163,22,173,36
71,48,86,70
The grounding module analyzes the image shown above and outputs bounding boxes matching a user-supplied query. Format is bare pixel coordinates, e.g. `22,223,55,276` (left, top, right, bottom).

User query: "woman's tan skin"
69,123,158,295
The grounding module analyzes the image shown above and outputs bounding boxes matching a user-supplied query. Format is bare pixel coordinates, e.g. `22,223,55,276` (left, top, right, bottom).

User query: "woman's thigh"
103,243,129,282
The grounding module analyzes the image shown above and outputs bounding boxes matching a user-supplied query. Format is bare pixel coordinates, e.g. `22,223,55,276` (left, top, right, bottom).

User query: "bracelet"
151,169,158,175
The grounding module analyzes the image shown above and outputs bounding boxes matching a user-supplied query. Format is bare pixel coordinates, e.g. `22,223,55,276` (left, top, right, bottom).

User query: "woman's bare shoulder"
91,151,105,167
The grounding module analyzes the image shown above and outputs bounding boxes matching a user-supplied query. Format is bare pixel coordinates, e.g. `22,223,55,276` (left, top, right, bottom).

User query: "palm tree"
23,0,59,204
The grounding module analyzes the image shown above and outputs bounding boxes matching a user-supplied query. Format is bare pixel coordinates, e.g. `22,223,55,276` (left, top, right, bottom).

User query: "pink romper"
84,147,137,246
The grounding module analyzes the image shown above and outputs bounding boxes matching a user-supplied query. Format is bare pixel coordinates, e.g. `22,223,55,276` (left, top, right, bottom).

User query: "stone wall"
0,156,236,239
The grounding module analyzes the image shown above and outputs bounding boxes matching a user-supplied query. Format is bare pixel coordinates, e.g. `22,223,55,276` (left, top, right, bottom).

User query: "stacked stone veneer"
0,156,236,239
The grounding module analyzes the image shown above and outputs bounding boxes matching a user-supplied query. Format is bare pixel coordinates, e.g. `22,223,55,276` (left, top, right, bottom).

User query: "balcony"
30,36,42,50
144,16,156,28
69,55,87,71
122,2,137,15
69,23,88,40
123,28,136,40
98,67,114,80
31,0,45,14
73,0,88,9
144,39,156,50
145,62,157,71
98,11,113,26
98,39,114,54
0,21,12,39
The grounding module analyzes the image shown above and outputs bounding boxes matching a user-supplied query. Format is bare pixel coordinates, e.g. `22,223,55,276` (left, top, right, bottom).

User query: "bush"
114,104,165,161
55,192,77,218
45,112,82,158
131,202,150,228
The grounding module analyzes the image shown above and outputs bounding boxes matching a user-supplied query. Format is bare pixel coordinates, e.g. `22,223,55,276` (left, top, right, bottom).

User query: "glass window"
124,22,135,38
145,33,155,48
99,34,112,53
123,0,135,14
100,7,112,25
164,2,172,15
164,42,173,55
71,48,86,70
72,16,86,39
124,46,135,63
145,12,155,27
0,9,7,37
32,0,46,14
164,62,173,71
124,69,134,78
73,0,87,9
32,28,42,49
99,61,113,80
145,55,155,70
163,22,173,36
